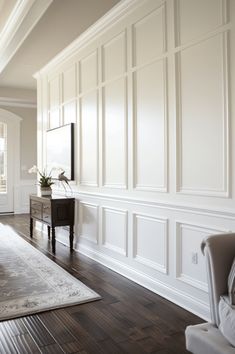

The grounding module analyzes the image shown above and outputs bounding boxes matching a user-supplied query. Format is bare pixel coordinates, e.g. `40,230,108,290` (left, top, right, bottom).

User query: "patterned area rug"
0,224,100,321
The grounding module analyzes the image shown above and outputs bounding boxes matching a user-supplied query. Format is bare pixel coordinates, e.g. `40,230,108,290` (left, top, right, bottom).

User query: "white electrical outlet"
192,252,198,264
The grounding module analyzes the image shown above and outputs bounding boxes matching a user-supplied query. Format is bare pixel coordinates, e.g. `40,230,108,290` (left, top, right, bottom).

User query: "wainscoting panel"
175,222,224,292
14,181,37,214
102,207,128,256
133,213,168,274
79,202,99,244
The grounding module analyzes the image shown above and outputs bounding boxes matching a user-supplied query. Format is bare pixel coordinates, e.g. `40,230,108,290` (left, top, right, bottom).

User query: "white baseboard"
74,243,210,321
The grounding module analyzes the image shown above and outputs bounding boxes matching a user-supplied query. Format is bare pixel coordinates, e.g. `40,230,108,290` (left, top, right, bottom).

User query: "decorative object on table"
0,223,100,321
58,171,72,194
28,165,54,196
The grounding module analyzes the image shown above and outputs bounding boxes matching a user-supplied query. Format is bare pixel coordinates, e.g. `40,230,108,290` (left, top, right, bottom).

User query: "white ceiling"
0,0,120,91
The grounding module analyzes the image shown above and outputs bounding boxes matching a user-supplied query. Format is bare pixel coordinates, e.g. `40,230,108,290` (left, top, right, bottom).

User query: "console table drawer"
42,203,51,223
31,201,42,219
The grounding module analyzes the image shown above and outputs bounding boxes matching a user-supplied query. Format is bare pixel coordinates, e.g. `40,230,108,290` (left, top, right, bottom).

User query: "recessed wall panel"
80,51,97,93
49,108,60,129
133,6,165,67
80,91,98,186
102,31,126,81
63,101,76,124
178,34,227,194
133,214,168,273
103,78,127,188
176,0,224,45
63,65,76,102
134,60,166,190
79,203,98,244
102,207,127,256
176,222,228,291
49,76,60,110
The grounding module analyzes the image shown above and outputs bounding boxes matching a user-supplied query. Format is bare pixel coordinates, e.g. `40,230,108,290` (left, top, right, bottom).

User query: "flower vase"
40,187,52,196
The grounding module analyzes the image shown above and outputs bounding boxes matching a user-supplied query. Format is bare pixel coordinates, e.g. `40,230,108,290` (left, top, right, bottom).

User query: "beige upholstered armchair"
185,233,235,354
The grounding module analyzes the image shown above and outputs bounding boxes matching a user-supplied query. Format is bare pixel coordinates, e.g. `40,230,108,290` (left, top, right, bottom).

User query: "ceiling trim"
0,96,37,108
0,0,53,74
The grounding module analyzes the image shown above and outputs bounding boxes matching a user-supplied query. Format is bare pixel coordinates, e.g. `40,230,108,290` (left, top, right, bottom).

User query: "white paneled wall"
36,0,235,320
102,207,128,256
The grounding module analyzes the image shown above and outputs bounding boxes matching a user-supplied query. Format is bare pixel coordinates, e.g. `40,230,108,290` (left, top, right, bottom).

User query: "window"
0,123,7,193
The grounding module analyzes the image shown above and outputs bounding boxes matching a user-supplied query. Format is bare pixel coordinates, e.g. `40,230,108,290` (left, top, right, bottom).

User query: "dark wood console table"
30,194,75,254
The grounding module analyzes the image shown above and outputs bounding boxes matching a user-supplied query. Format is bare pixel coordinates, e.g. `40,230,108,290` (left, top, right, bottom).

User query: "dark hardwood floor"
0,214,203,354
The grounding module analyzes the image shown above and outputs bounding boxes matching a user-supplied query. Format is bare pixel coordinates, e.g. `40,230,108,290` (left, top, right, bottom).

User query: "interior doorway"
0,109,21,213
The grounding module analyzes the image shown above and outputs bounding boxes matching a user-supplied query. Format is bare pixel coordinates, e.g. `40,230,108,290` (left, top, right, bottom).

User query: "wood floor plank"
8,333,41,354
0,317,41,353
55,309,112,354
0,325,19,353
38,311,77,345
1,318,28,337
22,316,57,348
40,343,65,354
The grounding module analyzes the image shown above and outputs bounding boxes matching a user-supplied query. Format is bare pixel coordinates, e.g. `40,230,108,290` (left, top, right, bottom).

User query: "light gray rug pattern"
0,224,100,321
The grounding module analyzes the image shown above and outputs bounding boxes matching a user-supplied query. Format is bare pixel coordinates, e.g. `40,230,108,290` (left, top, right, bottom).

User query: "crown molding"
34,0,146,77
0,97,37,108
0,0,53,74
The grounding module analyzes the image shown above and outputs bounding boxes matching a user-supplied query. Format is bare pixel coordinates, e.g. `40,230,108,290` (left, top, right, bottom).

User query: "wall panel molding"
79,202,99,244
102,77,128,189
79,50,98,95
175,221,230,291
175,32,230,197
133,58,168,192
174,0,228,47
79,90,99,187
102,207,128,256
133,213,168,274
53,187,235,220
132,3,167,67
101,30,127,82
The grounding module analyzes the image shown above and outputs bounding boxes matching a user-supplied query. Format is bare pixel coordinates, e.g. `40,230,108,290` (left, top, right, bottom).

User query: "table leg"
30,217,33,238
52,227,56,253
47,225,50,239
69,225,74,251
